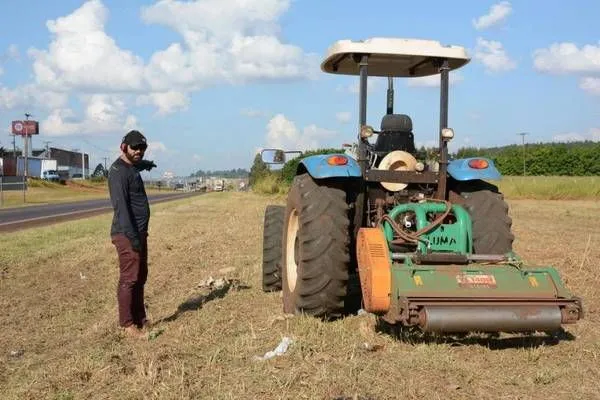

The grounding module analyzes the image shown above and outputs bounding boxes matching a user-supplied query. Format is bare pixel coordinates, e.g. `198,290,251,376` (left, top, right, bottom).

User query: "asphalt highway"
0,192,202,232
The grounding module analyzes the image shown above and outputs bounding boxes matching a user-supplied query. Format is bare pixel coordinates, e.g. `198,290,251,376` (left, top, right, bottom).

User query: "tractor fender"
447,157,502,181
298,154,362,179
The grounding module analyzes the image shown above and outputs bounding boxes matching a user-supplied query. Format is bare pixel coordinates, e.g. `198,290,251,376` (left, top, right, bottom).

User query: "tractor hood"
321,37,470,77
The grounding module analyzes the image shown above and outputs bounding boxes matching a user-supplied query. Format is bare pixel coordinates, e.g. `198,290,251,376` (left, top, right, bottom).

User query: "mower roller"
261,38,583,334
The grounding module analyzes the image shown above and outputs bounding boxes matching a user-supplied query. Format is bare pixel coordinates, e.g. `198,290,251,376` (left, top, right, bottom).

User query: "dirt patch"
0,193,598,399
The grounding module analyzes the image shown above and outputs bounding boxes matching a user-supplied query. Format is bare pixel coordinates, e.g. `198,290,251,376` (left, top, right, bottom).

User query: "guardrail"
0,176,28,207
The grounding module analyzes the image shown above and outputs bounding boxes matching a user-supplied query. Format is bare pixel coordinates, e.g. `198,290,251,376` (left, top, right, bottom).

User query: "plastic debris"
359,342,384,352
197,276,228,290
254,337,293,361
9,349,24,358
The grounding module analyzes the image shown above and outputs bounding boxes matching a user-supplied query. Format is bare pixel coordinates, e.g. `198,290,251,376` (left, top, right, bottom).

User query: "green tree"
92,163,107,178
249,153,270,186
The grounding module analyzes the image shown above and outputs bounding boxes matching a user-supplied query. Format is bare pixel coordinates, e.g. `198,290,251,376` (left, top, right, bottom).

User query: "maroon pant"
111,233,148,328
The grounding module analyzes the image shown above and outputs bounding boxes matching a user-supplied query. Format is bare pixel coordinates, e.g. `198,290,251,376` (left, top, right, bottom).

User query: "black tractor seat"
372,114,416,155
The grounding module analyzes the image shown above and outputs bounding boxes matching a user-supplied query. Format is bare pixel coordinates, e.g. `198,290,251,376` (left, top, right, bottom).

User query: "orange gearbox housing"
356,227,392,313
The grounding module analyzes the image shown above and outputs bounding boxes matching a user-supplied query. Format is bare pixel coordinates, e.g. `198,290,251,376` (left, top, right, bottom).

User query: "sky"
0,0,599,178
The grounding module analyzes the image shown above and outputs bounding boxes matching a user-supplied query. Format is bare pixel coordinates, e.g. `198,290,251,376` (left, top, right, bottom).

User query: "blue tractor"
260,38,582,333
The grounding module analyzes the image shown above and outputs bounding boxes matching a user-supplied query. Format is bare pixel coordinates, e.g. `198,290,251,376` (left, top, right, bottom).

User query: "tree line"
454,141,600,176
249,141,600,185
189,168,249,178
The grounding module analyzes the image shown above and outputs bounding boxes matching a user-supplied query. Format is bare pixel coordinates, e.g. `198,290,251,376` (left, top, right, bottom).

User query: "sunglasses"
130,144,147,151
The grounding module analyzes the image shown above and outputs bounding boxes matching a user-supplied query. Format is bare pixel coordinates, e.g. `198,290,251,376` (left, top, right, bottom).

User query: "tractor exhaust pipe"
386,77,394,115
419,305,563,333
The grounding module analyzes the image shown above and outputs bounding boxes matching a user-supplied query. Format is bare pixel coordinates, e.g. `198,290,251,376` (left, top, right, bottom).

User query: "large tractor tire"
282,173,351,319
451,180,514,254
262,205,285,292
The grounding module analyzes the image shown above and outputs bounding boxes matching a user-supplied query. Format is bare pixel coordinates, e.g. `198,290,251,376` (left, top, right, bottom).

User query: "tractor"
261,38,583,333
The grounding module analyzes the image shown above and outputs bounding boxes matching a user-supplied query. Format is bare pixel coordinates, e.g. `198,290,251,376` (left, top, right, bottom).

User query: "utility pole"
43,141,52,158
11,133,16,161
103,157,109,175
518,132,528,176
81,148,86,179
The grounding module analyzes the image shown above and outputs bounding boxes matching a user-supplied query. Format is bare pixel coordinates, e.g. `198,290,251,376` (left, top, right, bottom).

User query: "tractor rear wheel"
452,180,514,254
282,174,350,319
262,205,285,292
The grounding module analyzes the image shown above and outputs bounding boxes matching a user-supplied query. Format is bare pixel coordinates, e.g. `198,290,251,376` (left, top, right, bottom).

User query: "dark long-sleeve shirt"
108,158,150,239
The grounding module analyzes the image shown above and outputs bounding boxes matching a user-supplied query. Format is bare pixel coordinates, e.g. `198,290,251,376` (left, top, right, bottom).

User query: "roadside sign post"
12,115,38,204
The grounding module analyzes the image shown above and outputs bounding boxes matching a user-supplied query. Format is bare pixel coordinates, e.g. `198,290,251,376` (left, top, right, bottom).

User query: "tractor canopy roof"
321,37,470,77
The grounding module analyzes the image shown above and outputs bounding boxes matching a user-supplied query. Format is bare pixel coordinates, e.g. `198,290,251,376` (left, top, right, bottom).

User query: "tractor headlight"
441,128,454,141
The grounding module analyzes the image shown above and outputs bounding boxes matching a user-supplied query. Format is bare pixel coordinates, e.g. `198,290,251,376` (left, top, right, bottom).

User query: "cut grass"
0,192,598,399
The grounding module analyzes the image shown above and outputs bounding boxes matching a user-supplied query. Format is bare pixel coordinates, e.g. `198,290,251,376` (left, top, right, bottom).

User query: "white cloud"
407,72,464,87
335,111,352,123
533,42,600,74
137,91,190,115
0,84,68,110
1,0,316,128
474,38,516,73
473,1,512,30
580,77,600,95
533,42,600,95
193,154,202,161
141,0,318,89
553,128,600,142
28,0,145,92
265,114,336,151
41,95,138,136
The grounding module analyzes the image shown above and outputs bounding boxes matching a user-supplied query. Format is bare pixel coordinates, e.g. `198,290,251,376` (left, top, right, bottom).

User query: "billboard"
11,120,39,136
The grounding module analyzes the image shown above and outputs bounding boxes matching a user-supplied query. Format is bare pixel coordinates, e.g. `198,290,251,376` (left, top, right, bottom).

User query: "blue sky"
0,0,599,178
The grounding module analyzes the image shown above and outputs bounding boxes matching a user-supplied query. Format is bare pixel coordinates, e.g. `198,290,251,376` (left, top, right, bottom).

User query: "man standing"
109,130,156,338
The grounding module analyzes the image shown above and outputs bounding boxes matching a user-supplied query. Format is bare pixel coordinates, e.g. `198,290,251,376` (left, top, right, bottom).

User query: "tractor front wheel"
282,174,351,319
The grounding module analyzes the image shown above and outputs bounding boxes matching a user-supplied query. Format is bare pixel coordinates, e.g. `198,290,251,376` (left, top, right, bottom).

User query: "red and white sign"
12,120,39,136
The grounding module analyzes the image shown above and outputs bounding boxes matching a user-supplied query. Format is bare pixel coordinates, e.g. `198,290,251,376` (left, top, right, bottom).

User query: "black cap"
122,130,147,147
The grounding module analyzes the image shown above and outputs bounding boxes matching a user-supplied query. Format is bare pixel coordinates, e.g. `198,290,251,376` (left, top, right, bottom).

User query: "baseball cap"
122,130,147,147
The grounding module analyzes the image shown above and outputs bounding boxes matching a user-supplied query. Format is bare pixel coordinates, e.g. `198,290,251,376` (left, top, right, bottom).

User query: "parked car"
42,170,60,182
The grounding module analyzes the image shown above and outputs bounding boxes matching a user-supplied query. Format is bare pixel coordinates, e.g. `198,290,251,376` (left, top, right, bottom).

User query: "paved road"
0,192,202,232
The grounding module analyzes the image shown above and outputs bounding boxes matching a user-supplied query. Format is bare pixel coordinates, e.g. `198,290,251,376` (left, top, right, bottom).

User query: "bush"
252,172,290,195
280,148,345,184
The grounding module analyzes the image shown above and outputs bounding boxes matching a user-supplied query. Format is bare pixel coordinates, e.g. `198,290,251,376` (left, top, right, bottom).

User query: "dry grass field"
0,191,599,400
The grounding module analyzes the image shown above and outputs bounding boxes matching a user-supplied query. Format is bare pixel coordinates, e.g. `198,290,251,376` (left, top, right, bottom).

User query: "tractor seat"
373,114,416,154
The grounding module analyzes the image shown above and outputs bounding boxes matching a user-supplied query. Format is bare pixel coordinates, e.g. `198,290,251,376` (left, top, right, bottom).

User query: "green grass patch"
496,176,600,200
252,173,290,195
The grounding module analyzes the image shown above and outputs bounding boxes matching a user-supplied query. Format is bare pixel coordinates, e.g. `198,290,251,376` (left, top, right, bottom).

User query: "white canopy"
321,38,470,77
